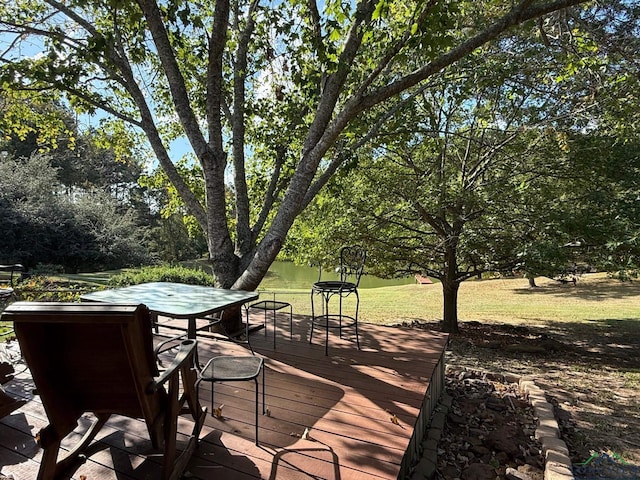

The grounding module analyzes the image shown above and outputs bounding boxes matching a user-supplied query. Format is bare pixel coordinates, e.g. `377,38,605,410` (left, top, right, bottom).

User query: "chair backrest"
339,246,367,287
0,264,24,287
2,302,163,438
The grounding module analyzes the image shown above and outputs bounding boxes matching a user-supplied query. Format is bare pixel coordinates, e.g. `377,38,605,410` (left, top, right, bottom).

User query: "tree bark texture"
441,279,460,334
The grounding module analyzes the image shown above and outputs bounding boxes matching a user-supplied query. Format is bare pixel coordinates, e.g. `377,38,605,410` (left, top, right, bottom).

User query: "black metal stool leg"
338,294,343,339
254,376,259,444
309,291,316,343
211,382,215,417
324,293,330,356
354,291,360,349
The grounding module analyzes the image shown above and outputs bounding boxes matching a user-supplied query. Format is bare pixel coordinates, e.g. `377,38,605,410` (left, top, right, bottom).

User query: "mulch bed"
403,319,640,468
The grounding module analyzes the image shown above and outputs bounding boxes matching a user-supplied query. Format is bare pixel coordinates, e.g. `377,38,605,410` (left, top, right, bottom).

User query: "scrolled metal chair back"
339,246,366,286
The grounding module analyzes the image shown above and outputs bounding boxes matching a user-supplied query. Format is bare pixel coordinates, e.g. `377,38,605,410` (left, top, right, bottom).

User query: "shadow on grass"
416,317,640,371
425,318,640,465
512,277,640,301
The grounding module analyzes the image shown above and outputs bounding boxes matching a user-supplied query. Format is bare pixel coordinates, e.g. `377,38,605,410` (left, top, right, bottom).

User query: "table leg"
187,316,201,368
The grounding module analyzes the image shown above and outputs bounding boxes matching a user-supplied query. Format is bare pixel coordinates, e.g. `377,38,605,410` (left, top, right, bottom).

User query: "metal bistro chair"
196,308,265,445
310,246,366,355
0,264,24,311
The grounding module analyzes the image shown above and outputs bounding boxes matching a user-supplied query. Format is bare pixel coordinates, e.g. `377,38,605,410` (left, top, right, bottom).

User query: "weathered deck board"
0,314,448,480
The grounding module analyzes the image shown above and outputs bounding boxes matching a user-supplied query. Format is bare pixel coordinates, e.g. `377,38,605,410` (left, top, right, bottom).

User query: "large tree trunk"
439,238,461,333
441,279,460,334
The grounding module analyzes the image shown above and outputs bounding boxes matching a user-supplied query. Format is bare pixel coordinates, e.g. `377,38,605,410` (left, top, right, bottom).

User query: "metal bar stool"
310,246,366,355
249,298,293,348
197,306,265,444
197,355,265,444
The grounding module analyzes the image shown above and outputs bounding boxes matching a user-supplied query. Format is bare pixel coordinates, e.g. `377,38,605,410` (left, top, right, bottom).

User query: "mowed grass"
261,272,640,328
3,272,639,337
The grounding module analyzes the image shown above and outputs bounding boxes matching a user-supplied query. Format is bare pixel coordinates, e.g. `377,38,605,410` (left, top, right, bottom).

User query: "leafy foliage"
289,22,640,331
16,276,93,302
145,214,208,264
107,265,215,287
0,0,596,296
0,153,151,272
0,91,76,152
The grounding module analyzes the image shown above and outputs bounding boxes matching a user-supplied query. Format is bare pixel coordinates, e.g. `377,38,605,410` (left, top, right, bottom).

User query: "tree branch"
252,145,287,241
232,0,260,256
136,0,210,159
342,0,590,120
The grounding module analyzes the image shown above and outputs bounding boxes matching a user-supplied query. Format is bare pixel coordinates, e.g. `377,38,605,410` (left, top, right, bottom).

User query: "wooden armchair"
2,302,206,480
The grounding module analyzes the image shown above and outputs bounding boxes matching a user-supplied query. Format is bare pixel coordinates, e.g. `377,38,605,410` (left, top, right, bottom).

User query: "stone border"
410,374,575,480
411,393,452,479
520,376,575,480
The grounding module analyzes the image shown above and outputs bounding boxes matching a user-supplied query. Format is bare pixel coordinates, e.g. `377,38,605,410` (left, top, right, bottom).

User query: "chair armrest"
149,339,197,393
154,332,188,359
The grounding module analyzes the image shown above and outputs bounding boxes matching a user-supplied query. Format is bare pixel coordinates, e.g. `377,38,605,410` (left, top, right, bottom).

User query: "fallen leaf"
290,427,313,440
390,414,400,425
213,404,225,419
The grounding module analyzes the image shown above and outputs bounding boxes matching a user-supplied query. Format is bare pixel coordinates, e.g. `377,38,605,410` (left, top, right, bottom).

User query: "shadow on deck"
0,313,448,480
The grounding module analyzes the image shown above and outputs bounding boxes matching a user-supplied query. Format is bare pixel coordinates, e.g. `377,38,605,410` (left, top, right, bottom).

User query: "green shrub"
0,322,15,342
32,263,65,276
107,265,215,287
16,275,92,302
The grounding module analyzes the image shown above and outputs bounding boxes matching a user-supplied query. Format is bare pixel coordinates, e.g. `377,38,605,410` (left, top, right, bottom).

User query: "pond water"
260,261,414,290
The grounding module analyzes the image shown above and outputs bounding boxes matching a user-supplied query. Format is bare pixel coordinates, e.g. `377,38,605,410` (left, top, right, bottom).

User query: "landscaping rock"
434,367,543,479
461,462,497,480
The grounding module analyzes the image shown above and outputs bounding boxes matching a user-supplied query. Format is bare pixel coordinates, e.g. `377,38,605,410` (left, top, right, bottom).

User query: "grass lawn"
4,271,637,337
260,272,640,328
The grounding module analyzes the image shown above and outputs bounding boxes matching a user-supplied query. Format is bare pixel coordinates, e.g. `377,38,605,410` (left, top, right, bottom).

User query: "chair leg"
272,308,276,349
264,309,268,337
254,376,259,445
37,438,61,480
262,365,266,415
354,290,360,350
211,381,215,417
254,364,266,445
324,295,330,356
37,413,110,480
163,371,204,480
162,381,179,480
309,291,315,343
338,295,343,338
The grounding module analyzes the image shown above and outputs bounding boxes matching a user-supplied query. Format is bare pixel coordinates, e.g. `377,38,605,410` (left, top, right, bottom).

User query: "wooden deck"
0,313,448,480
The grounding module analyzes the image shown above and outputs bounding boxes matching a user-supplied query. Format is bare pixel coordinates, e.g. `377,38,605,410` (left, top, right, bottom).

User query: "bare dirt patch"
408,319,640,467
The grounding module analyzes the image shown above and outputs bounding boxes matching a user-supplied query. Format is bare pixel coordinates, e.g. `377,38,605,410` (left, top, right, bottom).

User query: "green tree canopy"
0,153,151,271
287,17,640,332
0,0,596,304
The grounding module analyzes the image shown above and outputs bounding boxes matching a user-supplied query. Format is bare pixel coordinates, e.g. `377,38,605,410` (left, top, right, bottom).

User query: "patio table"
81,281,259,342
